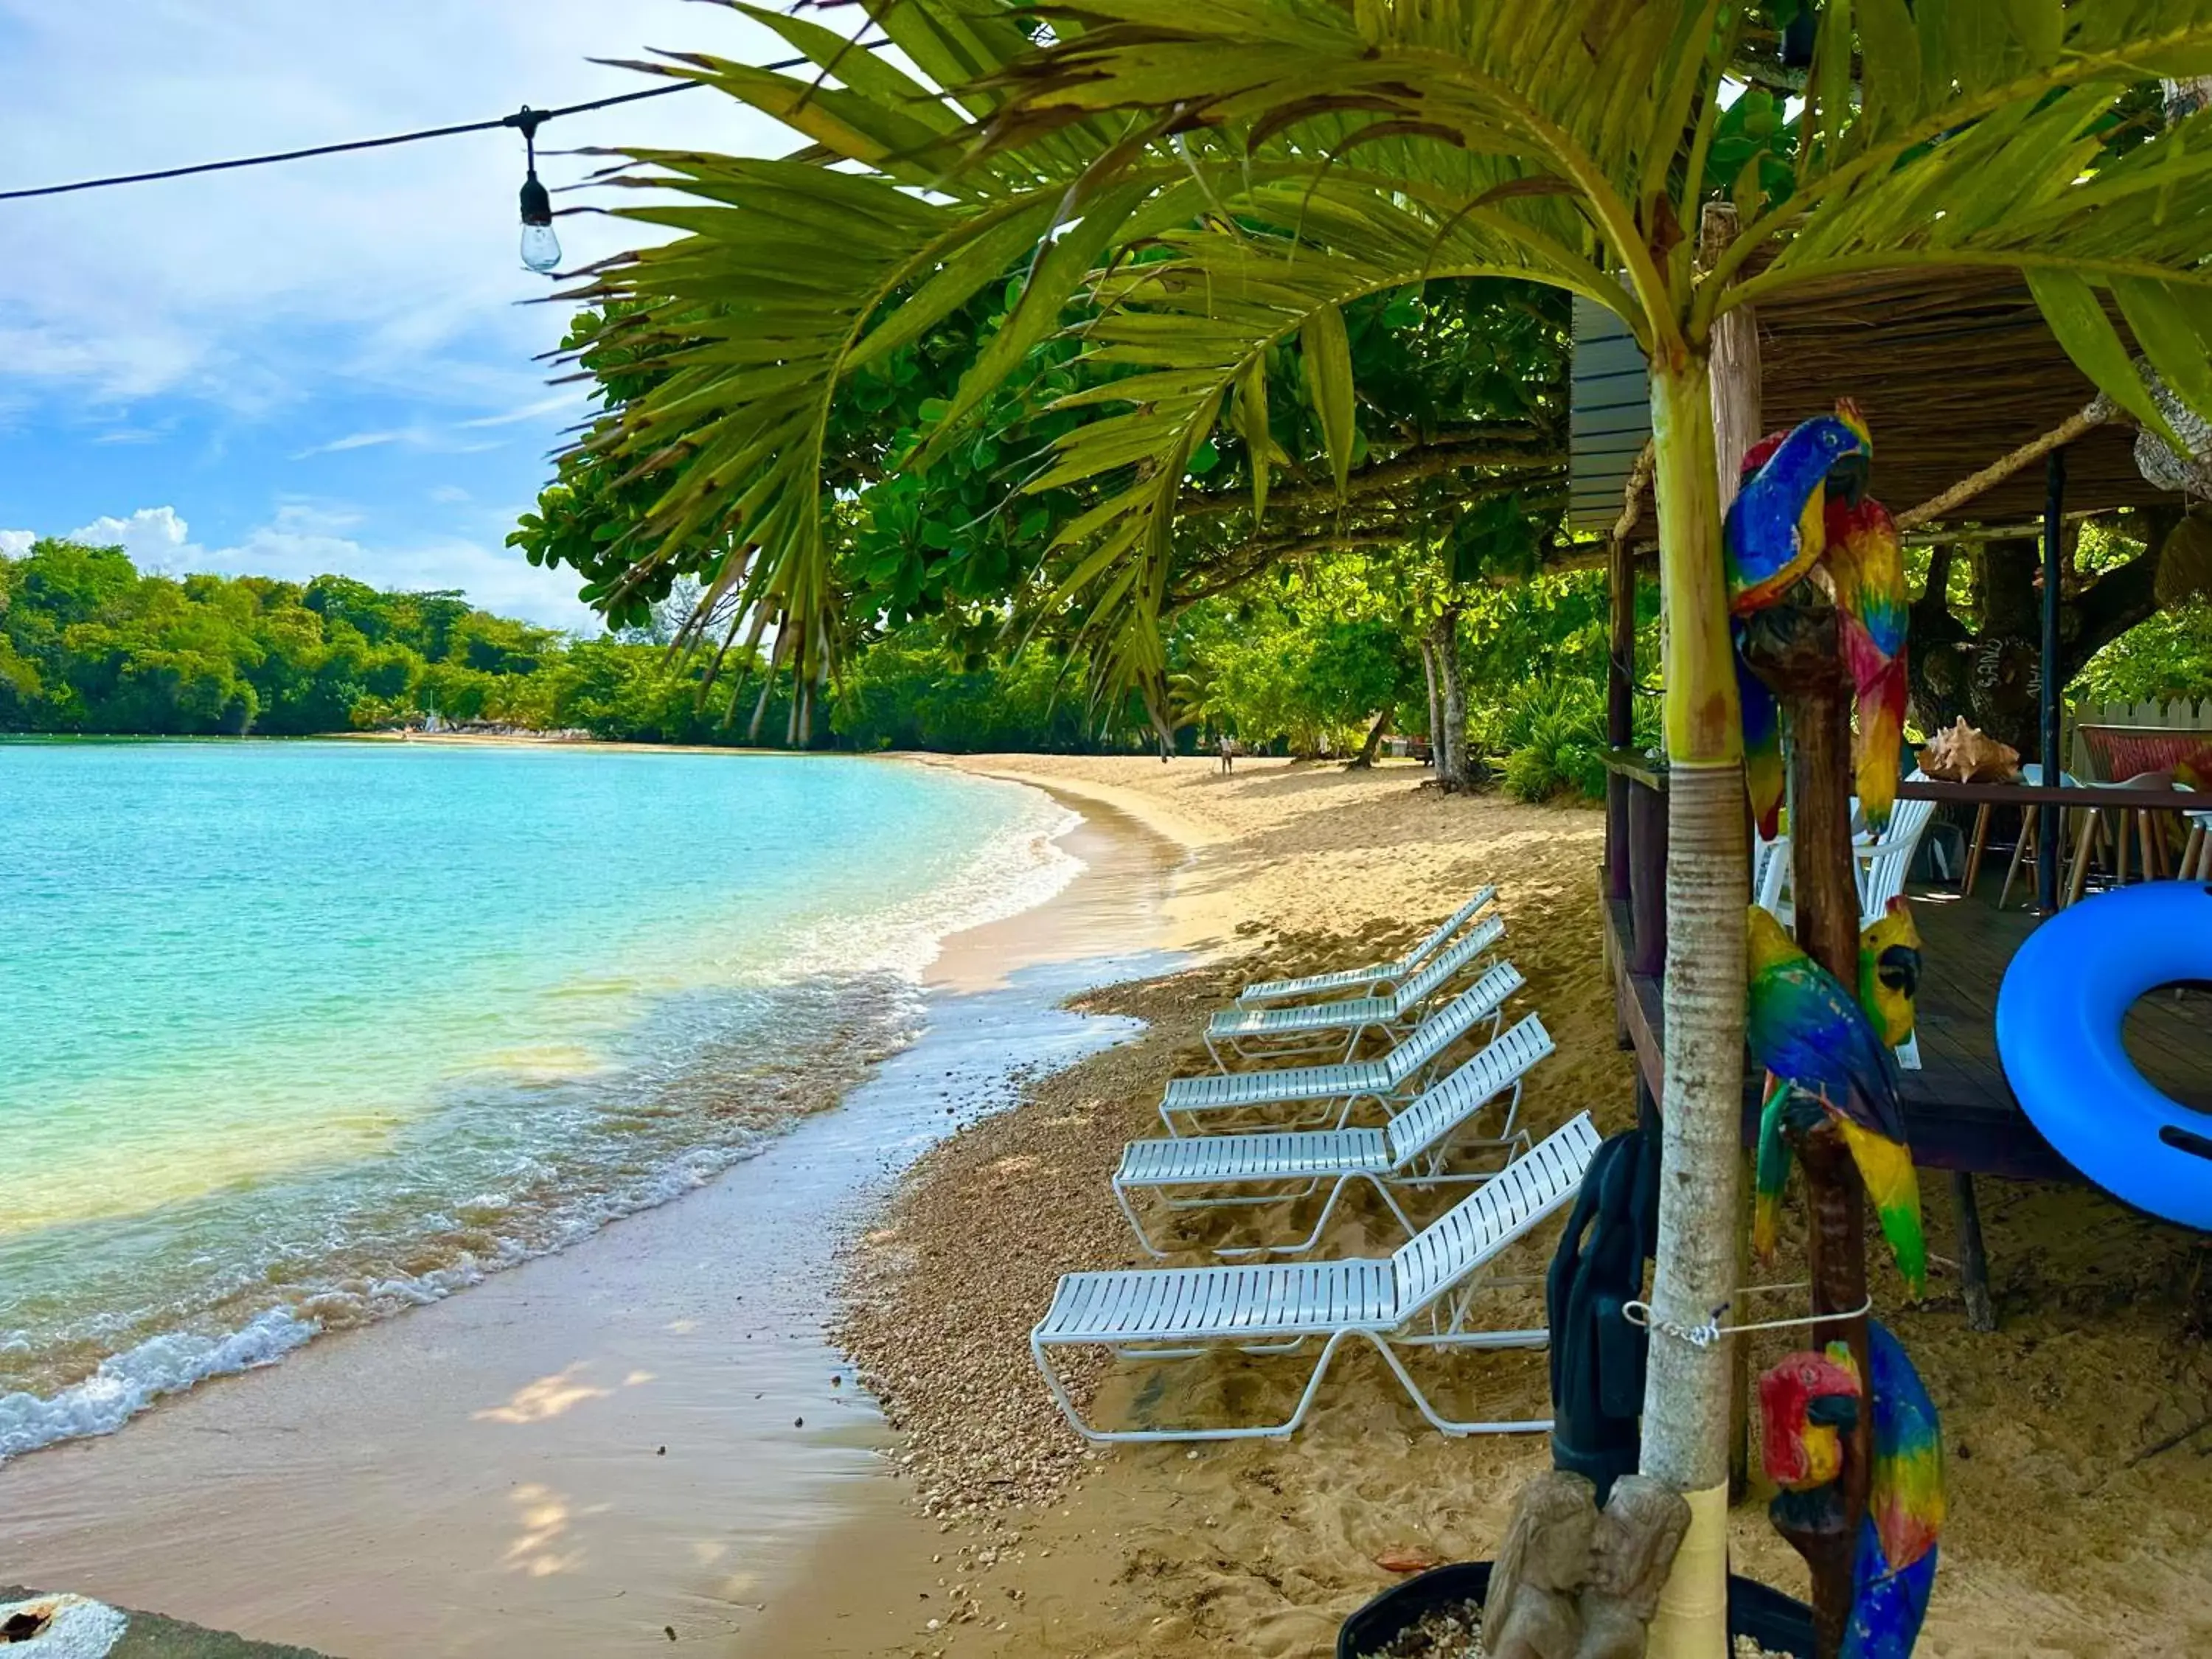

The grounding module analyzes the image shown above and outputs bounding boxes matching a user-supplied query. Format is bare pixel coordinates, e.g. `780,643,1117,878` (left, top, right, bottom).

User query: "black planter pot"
1338,1560,1815,1658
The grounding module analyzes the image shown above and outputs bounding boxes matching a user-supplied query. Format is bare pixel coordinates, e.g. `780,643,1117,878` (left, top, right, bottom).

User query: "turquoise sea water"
0,740,1075,1457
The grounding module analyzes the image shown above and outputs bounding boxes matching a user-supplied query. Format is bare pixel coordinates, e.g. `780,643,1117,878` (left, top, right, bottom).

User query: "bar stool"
2063,769,2179,905
1992,765,2076,911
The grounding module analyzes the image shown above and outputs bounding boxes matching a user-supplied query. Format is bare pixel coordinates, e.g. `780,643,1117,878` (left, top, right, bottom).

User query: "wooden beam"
1893,402,2111,531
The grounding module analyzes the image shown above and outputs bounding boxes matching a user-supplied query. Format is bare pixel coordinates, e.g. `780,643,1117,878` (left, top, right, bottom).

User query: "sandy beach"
755,755,2212,1659
10,752,2212,1658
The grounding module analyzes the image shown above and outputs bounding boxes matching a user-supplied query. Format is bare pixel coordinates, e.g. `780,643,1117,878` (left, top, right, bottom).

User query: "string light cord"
0,38,891,204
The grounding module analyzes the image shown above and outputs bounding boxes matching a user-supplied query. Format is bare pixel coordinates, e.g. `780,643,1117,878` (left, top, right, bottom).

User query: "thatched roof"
1571,268,2179,538
1756,268,2158,522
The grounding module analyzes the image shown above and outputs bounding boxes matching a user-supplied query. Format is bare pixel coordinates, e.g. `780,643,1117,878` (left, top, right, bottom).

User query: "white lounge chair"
1237,887,1498,1006
1161,961,1525,1136
1204,916,1506,1066
1031,1113,1600,1442
1115,1015,1555,1257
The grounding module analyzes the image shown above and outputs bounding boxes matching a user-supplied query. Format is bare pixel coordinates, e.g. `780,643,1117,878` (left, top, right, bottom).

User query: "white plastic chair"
1164,963,1523,1135
1204,917,1505,1067
1030,1114,1600,1441
1756,791,1933,1071
1238,888,1497,1006
1116,1015,1554,1256
1758,795,1935,931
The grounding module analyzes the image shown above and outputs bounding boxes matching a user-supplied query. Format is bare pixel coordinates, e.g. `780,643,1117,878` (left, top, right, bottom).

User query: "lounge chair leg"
1113,1179,1175,1259
1367,1176,1422,1242
1362,1332,1551,1436
1030,1330,1355,1442
1218,1176,1354,1258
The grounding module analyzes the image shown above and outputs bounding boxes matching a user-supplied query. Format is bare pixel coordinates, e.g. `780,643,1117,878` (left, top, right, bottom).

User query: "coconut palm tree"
564,4,2212,1648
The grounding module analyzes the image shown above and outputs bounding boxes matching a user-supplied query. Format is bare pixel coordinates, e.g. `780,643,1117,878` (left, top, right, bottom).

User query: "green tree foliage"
0,539,706,742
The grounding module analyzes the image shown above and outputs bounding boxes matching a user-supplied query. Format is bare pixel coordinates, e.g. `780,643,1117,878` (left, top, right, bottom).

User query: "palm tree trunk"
1639,355,1749,1659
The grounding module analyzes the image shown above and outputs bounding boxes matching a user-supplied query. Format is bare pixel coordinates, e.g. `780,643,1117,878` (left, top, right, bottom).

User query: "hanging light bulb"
508,107,560,274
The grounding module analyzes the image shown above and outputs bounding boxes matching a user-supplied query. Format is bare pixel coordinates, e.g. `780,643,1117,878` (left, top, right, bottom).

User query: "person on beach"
1218,733,1235,774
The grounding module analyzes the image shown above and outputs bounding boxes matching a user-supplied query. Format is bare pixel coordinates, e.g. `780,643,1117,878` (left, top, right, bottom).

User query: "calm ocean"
0,740,1076,1458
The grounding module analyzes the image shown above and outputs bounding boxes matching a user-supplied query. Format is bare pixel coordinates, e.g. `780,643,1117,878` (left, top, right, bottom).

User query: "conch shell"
1916,718,2021,784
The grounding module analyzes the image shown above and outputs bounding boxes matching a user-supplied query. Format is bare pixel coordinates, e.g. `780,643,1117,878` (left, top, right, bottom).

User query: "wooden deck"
1607,886,2212,1185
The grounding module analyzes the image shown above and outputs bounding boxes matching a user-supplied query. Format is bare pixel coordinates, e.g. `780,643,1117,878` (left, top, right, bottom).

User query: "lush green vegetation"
0,539,723,741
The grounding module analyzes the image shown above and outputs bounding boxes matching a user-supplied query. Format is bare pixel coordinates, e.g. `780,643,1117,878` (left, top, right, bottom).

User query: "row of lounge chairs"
1027,889,1600,1442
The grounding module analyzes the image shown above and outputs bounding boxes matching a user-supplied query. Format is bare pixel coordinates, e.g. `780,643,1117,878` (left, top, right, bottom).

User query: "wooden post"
1607,532,1637,903
1705,205,1763,511
1628,780,1670,975
1703,200,1762,1512
1740,619,1872,1659
1951,1171,1997,1333
2037,448,2068,911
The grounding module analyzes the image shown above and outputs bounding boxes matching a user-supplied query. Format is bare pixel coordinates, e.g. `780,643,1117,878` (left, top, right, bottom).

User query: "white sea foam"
0,1308,317,1461
773,785,1085,987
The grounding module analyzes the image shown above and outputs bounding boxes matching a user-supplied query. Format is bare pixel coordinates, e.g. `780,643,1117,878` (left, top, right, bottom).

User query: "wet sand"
0,793,1185,1658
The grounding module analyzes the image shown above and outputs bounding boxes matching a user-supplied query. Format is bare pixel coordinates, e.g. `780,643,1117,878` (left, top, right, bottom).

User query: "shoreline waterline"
0,772,1191,1657
0,743,1087,1457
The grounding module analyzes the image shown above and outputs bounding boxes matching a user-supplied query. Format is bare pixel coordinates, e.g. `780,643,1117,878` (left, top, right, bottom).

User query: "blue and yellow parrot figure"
1760,1322,1944,1659
1725,403,1874,835
1746,905,1926,1297
1857,896,1922,1050
1825,495,1912,833
1724,401,1873,617
1738,643,1787,842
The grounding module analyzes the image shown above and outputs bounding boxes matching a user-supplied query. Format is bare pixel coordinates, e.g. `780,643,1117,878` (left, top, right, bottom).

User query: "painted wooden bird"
1825,495,1911,833
1723,402,1873,618
1761,1323,1944,1659
1746,905,1926,1297
1726,404,1873,835
1738,640,1787,842
1857,896,1922,1050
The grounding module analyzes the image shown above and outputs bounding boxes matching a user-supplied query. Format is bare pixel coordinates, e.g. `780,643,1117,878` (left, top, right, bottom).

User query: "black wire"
0,38,889,204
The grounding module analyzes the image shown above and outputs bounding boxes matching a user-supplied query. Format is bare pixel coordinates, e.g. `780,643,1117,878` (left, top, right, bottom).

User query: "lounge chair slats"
1208,917,1503,1045
1033,1116,1599,1440
1116,1016,1554,1254
1237,888,1497,1005
1161,962,1526,1130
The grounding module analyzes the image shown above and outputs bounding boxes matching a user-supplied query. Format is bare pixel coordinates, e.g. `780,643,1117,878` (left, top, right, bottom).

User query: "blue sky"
0,1,800,628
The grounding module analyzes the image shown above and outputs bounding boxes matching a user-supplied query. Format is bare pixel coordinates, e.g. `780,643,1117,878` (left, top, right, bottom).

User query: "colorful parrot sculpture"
1825,495,1911,833
1761,1321,1944,1659
1724,401,1873,617
1725,403,1873,835
1857,896,1923,1050
1738,641,1787,841
1746,905,1927,1297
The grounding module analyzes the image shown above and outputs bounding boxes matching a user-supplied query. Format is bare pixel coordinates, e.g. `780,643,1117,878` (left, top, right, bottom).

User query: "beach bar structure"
1581,259,2212,1326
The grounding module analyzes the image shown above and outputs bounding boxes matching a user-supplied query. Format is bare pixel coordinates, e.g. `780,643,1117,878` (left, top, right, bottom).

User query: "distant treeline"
0,540,1125,750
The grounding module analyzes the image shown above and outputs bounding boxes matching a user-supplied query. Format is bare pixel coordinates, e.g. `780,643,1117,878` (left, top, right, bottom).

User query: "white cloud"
290,429,414,459
8,501,591,629
196,515,594,630
67,506,194,568
456,392,585,429
430,485,471,504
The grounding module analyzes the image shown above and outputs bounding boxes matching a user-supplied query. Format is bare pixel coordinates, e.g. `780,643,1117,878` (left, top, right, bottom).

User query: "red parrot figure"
1824,495,1911,833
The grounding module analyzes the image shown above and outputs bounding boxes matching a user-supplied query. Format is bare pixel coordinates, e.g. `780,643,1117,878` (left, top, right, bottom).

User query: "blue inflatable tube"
1996,880,2212,1231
